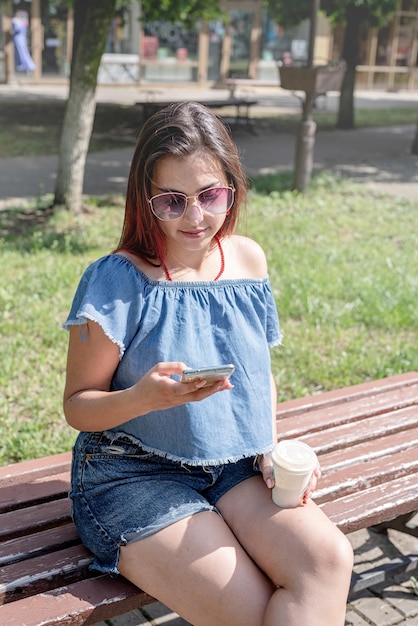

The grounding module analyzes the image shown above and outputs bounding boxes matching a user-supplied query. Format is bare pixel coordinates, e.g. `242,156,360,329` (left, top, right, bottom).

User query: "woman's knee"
276,511,354,588
306,522,354,588
323,526,353,574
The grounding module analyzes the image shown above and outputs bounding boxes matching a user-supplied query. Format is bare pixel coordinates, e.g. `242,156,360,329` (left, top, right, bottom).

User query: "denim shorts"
70,431,260,574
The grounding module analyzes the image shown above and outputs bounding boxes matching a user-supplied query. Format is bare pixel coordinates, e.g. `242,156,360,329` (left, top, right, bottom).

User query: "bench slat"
296,404,418,453
321,472,418,533
277,383,418,438
0,452,71,486
0,575,153,626
0,498,71,541
316,446,418,502
276,372,418,419
0,544,92,603
0,524,80,567
317,428,418,471
0,471,70,513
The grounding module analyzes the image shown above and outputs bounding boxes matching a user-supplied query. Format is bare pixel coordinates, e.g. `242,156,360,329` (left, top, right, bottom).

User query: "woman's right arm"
63,320,232,432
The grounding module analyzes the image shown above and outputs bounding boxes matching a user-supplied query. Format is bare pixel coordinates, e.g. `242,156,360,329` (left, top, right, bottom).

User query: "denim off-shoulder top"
63,254,282,465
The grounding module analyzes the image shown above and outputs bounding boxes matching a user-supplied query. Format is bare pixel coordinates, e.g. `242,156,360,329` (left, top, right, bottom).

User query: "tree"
321,0,398,129
54,0,226,212
54,0,118,211
264,0,398,129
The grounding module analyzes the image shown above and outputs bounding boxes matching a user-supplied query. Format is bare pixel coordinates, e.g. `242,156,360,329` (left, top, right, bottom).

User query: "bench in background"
135,97,258,131
1,371,418,625
225,77,278,98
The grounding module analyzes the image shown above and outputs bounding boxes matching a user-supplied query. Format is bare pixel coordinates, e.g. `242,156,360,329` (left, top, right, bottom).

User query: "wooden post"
31,0,42,82
66,7,74,77
3,1,14,83
219,24,232,83
198,21,209,84
248,2,262,79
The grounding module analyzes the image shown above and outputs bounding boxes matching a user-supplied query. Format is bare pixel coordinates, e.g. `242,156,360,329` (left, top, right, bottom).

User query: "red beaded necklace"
162,235,225,282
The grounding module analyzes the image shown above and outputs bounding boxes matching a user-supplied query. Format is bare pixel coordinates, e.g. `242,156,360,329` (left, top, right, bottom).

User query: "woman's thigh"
118,509,275,626
216,475,352,589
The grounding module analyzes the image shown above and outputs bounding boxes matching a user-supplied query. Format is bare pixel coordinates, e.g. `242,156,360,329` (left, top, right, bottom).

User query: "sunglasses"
149,186,235,221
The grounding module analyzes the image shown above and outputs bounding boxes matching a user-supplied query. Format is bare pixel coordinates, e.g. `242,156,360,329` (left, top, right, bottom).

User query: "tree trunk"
54,0,117,212
412,120,418,155
337,6,365,130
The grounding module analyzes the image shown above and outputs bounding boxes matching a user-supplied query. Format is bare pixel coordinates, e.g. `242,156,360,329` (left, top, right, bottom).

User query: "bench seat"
1,372,417,624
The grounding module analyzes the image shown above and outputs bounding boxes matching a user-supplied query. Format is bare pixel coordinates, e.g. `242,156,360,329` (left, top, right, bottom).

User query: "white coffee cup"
271,439,318,508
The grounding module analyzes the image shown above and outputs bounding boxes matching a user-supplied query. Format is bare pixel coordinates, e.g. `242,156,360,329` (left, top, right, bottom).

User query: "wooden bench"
225,78,278,98
135,97,258,131
1,371,418,625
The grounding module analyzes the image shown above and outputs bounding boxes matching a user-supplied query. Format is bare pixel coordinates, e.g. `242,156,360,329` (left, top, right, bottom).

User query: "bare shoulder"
116,250,164,280
224,235,268,279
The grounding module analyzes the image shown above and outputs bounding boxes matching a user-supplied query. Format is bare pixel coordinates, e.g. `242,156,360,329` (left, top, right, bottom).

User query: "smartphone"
181,364,235,387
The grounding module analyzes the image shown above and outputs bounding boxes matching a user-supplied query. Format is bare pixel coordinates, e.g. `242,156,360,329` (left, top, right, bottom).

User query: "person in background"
12,11,36,73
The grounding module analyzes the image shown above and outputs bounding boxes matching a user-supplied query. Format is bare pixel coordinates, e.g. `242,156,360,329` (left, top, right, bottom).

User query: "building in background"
0,0,417,90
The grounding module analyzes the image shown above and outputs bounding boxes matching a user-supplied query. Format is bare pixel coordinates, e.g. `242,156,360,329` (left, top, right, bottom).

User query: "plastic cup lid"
272,439,317,472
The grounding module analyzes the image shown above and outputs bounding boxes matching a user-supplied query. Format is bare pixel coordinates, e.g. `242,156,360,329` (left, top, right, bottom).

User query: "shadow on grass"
248,172,294,194
0,100,141,157
0,201,88,254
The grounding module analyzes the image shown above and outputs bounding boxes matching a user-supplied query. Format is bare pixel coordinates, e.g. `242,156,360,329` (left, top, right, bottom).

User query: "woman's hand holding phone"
131,362,234,415
181,364,235,387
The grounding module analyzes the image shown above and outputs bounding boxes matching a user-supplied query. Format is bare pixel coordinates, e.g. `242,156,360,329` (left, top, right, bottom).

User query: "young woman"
63,101,353,626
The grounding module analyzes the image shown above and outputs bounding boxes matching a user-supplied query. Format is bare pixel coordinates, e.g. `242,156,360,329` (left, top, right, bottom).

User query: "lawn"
0,100,140,157
1,173,417,465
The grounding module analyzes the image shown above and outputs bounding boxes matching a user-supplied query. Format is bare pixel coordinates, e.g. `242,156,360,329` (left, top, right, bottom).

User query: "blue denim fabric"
63,254,282,465
70,431,261,574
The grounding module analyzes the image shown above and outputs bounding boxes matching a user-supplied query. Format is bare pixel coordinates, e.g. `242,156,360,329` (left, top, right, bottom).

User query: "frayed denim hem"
102,429,273,467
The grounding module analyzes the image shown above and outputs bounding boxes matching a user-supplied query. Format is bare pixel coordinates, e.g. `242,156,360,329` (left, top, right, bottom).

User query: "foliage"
264,0,398,28
410,576,418,596
0,0,226,25
263,0,311,28
141,0,226,27
321,0,398,27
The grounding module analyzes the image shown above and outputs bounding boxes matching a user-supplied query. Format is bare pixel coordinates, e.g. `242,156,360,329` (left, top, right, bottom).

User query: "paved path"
1,83,417,624
1,124,417,205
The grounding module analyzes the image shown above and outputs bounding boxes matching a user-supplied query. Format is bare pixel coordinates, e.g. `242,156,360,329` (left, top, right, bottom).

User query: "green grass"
0,100,141,157
247,173,418,396
255,106,418,132
1,174,417,465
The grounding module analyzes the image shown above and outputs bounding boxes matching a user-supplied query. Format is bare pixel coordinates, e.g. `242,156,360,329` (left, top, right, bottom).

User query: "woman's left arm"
258,374,321,500
257,373,277,489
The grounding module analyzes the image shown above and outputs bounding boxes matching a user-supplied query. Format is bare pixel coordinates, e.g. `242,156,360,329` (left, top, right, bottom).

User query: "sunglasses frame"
148,186,235,221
